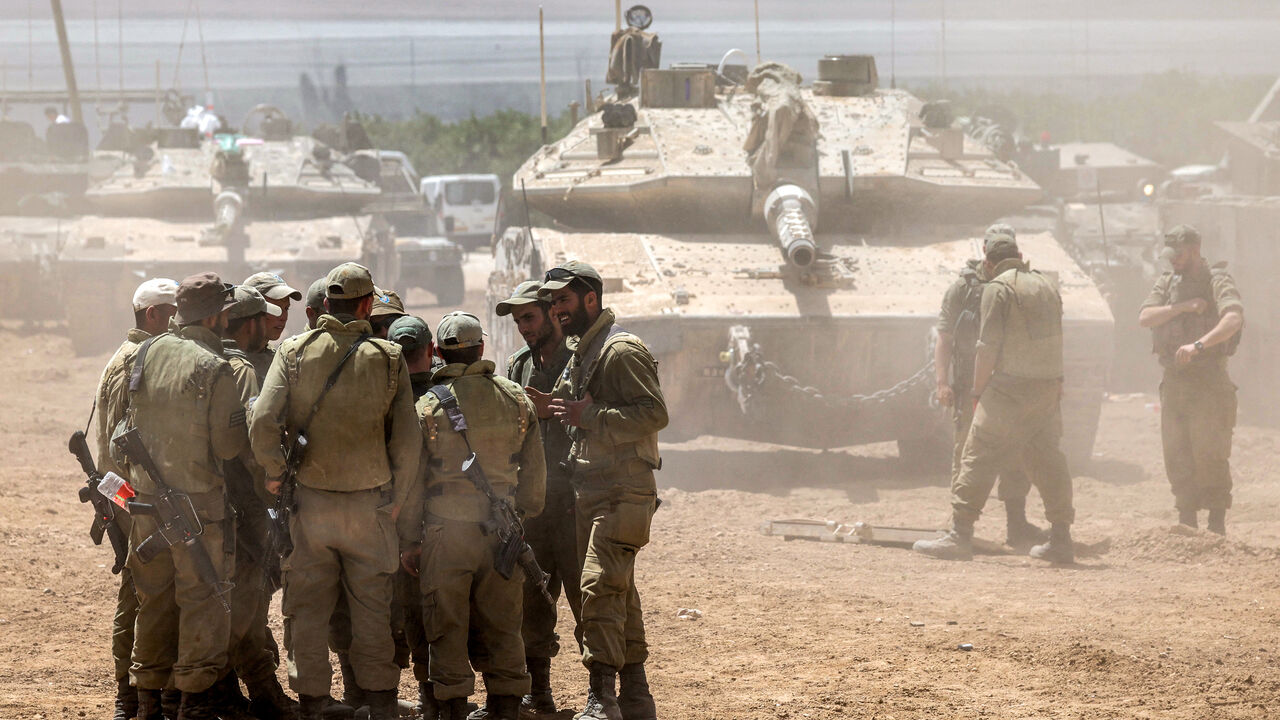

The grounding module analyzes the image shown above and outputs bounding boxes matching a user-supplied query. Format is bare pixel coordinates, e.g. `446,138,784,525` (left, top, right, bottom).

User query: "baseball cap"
132,278,179,311
983,223,1017,252
436,311,485,349
495,280,546,317
228,285,283,321
984,235,1019,259
305,277,327,313
326,262,375,300
174,272,236,325
243,271,302,302
538,260,603,296
369,288,407,319
387,315,433,351
1164,224,1201,247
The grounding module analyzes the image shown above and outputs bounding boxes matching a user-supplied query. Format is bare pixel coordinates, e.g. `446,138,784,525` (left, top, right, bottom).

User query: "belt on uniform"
426,481,515,498
573,457,655,485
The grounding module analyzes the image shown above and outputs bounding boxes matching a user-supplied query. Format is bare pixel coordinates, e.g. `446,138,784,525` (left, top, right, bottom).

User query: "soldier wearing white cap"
93,277,178,720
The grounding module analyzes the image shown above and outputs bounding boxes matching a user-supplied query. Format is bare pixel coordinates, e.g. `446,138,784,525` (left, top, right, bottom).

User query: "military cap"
369,287,407,319
983,223,1017,252
243,271,302,302
326,262,375,300
175,272,236,325
984,235,1020,260
495,280,546,317
1164,224,1201,246
228,285,283,321
437,311,485,349
132,277,179,311
305,277,328,313
387,315,433,351
538,260,603,296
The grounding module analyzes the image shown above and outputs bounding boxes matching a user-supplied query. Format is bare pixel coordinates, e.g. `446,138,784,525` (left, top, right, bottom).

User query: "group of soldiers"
915,222,1244,561
91,259,666,720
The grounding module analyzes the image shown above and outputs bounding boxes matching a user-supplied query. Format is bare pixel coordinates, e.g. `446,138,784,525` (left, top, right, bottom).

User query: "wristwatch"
1193,340,1204,352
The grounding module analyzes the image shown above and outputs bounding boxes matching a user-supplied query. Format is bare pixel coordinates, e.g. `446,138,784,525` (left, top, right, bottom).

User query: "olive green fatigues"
508,340,582,659
937,266,1032,503
125,325,246,693
221,344,279,690
554,309,667,670
398,360,546,701
249,314,421,698
951,260,1074,528
1141,262,1244,511
94,328,149,687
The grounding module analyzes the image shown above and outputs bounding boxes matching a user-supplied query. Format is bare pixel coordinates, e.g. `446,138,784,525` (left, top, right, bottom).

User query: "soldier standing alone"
914,235,1076,563
1138,225,1244,534
535,261,667,720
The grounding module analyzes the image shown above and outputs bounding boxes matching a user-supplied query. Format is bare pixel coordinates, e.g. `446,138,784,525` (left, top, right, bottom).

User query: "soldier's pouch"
598,495,655,550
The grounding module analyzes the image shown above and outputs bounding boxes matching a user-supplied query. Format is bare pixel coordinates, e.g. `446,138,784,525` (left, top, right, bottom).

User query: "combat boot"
161,688,182,720
617,663,656,720
486,694,521,720
112,677,138,720
299,694,329,720
439,697,471,720
418,682,439,720
246,674,298,720
465,701,490,719
1178,508,1198,529
572,690,602,720
1207,508,1227,536
1029,524,1075,564
339,653,365,710
321,695,357,720
136,688,164,720
176,689,219,720
1004,499,1048,550
521,656,556,714
912,521,974,561
576,664,622,720
362,689,398,720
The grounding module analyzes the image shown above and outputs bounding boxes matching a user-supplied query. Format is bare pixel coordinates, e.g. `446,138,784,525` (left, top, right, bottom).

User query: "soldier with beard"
533,261,667,720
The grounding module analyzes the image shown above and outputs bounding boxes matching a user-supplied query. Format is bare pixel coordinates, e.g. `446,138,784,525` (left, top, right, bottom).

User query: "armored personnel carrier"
488,12,1114,466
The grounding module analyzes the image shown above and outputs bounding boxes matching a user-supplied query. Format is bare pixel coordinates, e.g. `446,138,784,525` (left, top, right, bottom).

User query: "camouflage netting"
742,62,818,189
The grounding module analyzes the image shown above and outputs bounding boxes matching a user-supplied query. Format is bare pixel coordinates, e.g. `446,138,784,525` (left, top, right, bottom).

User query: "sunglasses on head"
544,267,577,281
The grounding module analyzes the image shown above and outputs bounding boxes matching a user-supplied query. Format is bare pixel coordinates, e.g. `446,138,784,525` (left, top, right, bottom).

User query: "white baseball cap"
132,278,179,311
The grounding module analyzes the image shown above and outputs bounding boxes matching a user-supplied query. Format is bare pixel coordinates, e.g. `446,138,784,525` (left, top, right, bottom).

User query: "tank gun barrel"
764,184,818,268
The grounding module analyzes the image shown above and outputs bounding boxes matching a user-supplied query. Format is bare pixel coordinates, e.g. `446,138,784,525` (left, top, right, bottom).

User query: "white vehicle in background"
419,173,501,250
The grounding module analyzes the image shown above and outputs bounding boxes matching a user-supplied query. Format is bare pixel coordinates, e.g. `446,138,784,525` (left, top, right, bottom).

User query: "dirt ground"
2,288,1278,718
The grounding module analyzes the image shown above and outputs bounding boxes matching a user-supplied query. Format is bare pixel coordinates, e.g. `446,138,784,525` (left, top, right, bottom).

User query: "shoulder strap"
298,334,370,437
428,383,472,451
578,324,628,398
127,335,162,395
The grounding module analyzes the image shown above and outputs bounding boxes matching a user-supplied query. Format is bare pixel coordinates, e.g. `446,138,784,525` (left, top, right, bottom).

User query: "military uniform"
126,319,245,698
397,353,545,716
1140,260,1243,515
952,259,1074,534
506,340,582,662
94,327,149,710
249,263,420,715
936,262,1036,531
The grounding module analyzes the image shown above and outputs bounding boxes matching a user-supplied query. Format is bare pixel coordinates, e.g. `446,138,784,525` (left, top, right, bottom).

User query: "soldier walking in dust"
397,311,546,720
1138,225,1244,535
249,262,421,720
94,277,177,720
498,280,585,715
122,273,245,719
914,234,1076,564
534,261,667,720
934,224,1047,550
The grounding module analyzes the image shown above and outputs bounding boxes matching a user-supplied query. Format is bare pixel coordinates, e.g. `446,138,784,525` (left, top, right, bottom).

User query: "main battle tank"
489,14,1114,466
54,105,398,353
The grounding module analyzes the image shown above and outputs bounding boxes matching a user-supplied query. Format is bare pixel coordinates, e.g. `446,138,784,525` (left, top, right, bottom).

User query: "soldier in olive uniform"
398,311,546,720
242,272,302,379
535,261,667,720
249,263,421,720
934,224,1045,549
1138,225,1244,534
94,278,177,720
497,280,583,715
218,286,295,718
125,273,245,719
370,287,408,339
914,235,1076,563
304,278,327,330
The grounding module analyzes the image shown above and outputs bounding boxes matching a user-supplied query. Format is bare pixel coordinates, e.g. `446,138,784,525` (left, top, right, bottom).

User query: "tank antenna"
754,0,762,65
615,0,622,32
539,6,548,144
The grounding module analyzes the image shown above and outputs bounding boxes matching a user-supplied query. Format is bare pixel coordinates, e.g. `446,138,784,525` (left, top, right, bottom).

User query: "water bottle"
97,471,136,510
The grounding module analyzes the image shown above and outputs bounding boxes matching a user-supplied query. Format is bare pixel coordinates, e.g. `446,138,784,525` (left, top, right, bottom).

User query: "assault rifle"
113,428,234,613
260,432,305,592
68,430,129,574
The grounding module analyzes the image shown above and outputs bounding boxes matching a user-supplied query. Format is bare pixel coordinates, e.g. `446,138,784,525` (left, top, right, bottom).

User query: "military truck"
487,10,1114,467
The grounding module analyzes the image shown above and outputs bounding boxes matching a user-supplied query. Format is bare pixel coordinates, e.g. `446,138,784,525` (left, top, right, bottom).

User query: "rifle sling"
428,382,504,506
296,334,370,440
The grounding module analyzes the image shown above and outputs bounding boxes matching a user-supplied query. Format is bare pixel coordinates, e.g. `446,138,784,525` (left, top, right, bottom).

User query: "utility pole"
50,0,83,123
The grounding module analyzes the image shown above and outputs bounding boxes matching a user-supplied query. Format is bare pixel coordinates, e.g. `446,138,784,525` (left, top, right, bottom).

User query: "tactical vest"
988,263,1064,380
1152,263,1241,367
950,264,985,395
123,329,232,495
420,368,531,522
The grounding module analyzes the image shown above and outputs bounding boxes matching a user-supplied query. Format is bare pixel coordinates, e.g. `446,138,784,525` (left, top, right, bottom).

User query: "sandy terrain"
1,270,1278,717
